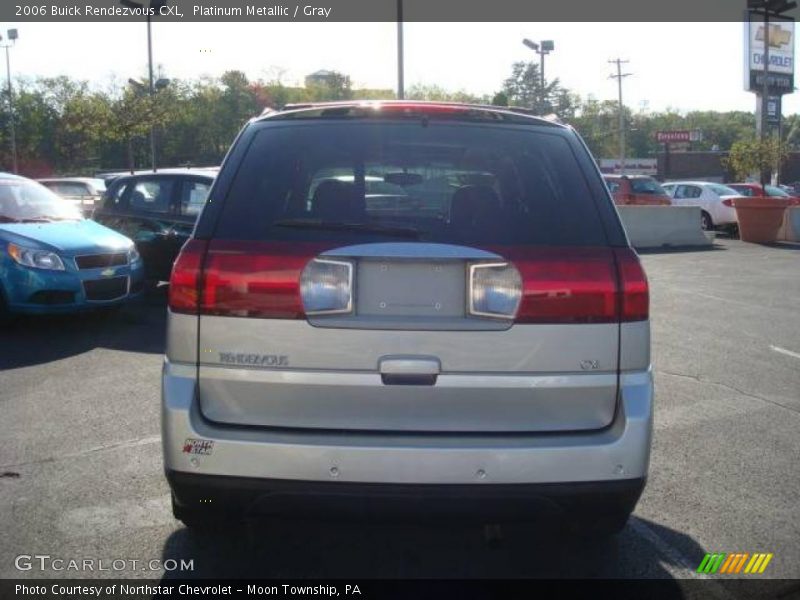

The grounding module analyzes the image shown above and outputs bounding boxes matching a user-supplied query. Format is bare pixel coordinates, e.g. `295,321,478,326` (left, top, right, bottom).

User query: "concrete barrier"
778,206,800,242
616,206,712,249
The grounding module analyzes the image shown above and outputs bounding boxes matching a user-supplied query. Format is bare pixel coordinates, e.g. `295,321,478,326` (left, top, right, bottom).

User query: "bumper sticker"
182,438,214,456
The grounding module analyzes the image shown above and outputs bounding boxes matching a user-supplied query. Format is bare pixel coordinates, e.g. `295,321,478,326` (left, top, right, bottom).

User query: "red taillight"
488,246,648,324
614,247,649,322
199,241,331,318
168,239,208,314
722,198,733,207
497,247,619,324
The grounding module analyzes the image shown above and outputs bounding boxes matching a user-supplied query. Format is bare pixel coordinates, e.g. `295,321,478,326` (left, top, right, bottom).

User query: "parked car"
163,101,653,536
781,181,800,196
603,174,672,206
661,181,741,231
92,170,216,281
727,182,800,204
0,174,144,316
37,177,106,216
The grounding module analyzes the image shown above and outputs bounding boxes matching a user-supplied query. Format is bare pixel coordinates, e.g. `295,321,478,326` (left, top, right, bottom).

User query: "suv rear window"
629,177,667,195
212,121,608,246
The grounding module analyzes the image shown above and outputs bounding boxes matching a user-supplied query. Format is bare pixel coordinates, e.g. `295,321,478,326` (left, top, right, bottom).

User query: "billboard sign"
744,14,795,94
598,158,657,176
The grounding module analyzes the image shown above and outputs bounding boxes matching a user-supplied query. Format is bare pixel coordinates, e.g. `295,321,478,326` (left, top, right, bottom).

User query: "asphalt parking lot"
1,238,799,591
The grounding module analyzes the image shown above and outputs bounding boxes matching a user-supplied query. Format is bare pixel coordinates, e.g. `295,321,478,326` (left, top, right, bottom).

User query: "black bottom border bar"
2,579,799,600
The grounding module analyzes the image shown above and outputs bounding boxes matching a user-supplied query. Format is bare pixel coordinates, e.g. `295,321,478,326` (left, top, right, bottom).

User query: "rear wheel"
700,211,713,231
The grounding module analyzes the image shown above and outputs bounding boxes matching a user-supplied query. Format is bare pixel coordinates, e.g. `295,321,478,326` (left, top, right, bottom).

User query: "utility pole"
146,11,156,172
760,12,770,144
396,0,404,99
120,0,167,172
608,59,631,175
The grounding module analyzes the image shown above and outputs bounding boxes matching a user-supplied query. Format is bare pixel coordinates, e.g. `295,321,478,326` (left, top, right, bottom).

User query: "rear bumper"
168,469,645,520
162,361,653,492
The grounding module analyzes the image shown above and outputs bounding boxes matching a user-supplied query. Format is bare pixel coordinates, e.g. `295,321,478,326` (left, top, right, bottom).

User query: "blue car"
0,173,145,316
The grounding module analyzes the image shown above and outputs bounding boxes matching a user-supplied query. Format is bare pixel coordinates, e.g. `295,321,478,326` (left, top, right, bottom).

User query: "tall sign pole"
745,0,796,185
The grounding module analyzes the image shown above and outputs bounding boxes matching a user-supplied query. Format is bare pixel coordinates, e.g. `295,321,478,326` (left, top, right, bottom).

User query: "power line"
608,58,632,174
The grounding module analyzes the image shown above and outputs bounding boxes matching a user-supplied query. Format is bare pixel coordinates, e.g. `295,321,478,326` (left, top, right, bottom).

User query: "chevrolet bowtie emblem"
756,25,792,48
101,268,116,277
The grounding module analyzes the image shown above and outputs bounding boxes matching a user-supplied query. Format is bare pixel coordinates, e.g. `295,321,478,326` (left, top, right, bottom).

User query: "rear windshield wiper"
0,216,54,223
272,219,423,239
28,215,80,221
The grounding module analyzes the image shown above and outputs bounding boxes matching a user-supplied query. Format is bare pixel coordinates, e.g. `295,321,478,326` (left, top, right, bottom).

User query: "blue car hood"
0,219,133,256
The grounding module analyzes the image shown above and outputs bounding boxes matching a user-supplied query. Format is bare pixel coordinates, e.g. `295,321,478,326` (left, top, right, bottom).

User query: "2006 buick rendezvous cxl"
162,101,652,536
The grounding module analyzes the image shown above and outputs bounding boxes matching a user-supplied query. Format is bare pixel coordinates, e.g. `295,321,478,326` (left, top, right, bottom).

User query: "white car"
661,181,740,231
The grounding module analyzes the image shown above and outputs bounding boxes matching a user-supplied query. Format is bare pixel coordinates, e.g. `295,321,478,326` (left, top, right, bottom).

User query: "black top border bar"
4,0,799,22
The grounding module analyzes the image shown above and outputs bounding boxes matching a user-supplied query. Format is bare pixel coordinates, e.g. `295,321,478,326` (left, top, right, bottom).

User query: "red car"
727,183,800,205
603,175,672,206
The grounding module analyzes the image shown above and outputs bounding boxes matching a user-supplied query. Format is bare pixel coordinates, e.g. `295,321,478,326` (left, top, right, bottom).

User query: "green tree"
407,84,489,104
500,61,573,117
491,91,508,106
306,71,353,101
570,96,624,158
723,137,788,183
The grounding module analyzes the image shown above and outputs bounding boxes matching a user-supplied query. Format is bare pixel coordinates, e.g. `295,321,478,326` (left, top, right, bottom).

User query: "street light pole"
396,0,404,99
522,39,554,113
609,58,631,175
121,0,164,172
1,30,18,174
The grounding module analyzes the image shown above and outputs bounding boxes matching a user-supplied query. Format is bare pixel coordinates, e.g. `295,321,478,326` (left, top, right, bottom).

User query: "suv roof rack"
255,100,564,127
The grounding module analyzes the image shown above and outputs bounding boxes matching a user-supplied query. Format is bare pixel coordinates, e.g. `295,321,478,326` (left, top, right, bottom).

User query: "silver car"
162,101,653,535
37,177,106,217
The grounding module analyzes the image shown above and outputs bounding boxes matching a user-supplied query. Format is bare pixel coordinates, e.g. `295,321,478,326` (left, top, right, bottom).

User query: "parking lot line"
770,345,800,361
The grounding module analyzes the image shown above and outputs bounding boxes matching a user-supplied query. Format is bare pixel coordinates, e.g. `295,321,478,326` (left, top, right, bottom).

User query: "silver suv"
163,101,652,535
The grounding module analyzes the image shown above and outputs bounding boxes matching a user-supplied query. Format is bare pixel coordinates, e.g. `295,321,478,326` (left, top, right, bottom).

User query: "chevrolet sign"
744,14,796,93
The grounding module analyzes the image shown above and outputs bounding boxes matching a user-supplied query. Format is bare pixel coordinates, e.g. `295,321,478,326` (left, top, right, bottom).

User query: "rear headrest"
311,180,365,221
449,185,500,229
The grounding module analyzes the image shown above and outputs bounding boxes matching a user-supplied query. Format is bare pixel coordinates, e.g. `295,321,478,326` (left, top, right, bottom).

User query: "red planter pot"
731,197,791,243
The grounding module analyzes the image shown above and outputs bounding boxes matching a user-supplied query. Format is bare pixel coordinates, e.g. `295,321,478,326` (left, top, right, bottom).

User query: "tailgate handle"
379,357,440,386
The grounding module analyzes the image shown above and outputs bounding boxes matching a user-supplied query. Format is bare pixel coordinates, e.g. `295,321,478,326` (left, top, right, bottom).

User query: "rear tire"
700,211,713,231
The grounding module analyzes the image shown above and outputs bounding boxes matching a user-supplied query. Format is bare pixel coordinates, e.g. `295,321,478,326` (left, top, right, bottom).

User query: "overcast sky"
4,21,798,114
